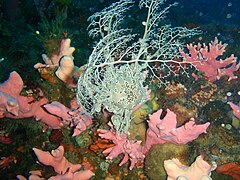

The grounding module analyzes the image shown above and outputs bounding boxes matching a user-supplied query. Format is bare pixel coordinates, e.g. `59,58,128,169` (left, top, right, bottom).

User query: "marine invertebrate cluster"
96,109,210,170
77,0,200,132
1,0,239,179
81,63,149,132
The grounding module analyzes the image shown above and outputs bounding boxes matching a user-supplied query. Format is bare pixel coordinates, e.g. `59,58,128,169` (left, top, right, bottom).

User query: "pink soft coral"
32,145,94,179
33,145,81,174
43,101,93,136
0,71,62,129
180,37,239,82
98,122,145,170
144,109,210,153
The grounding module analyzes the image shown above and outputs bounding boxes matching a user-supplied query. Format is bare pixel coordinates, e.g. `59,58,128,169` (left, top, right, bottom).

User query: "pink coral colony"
1,34,239,179
180,37,239,82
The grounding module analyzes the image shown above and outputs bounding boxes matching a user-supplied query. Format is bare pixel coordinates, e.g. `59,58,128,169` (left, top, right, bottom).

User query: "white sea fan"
77,0,201,132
